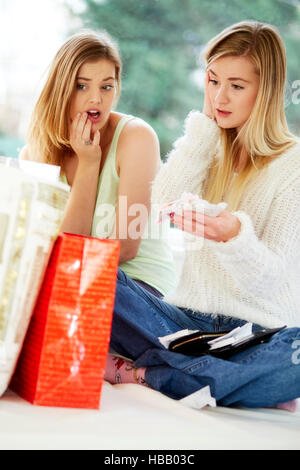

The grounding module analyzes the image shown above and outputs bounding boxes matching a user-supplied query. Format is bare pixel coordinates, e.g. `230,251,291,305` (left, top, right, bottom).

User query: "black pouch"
168,326,286,359
169,330,231,355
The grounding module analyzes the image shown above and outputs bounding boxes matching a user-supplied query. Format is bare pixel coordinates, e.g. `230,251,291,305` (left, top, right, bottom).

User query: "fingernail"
169,212,175,218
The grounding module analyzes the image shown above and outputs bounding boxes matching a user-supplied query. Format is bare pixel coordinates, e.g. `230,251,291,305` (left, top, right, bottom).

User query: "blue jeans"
133,279,163,298
110,269,300,408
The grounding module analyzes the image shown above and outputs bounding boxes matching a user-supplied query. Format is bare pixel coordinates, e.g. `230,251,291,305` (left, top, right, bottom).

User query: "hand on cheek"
203,72,216,121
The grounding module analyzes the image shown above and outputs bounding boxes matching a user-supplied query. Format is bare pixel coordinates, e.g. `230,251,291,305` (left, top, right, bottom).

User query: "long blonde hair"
203,21,297,210
27,30,122,166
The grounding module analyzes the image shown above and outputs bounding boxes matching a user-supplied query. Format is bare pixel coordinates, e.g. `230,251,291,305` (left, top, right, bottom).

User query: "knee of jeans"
270,327,300,366
279,327,300,353
278,327,300,342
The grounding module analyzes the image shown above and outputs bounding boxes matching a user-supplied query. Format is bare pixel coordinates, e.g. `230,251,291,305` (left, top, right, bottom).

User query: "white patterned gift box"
0,159,69,395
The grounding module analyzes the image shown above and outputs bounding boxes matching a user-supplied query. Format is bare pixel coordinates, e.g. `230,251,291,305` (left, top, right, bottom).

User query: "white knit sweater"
152,111,300,328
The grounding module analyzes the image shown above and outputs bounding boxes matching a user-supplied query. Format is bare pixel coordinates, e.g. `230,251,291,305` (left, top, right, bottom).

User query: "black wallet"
168,326,286,359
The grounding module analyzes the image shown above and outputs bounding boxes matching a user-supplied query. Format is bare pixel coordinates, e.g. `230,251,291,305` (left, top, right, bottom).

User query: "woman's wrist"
76,157,101,173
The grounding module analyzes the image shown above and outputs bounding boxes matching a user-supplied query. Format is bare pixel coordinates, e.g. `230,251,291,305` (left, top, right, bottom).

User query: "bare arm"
112,119,160,264
60,160,101,236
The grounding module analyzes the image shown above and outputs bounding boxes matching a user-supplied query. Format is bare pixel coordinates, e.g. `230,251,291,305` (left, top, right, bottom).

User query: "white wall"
0,0,79,138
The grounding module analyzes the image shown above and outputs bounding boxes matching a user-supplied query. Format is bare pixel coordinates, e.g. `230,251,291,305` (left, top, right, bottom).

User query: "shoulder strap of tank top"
108,115,136,157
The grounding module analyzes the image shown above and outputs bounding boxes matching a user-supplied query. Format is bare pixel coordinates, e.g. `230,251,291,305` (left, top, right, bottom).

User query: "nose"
215,85,229,106
89,88,102,104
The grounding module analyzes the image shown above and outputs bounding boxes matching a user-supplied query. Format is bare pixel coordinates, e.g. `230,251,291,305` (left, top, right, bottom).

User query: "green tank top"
77,114,175,295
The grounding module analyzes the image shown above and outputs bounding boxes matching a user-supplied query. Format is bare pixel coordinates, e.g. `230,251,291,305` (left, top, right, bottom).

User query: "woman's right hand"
61,112,102,236
70,112,102,165
203,71,216,121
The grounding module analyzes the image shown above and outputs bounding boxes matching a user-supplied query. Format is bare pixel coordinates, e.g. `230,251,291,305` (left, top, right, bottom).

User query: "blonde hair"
27,30,122,166
203,21,297,210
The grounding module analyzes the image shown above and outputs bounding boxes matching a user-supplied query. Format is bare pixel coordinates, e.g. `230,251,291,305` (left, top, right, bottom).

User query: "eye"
232,84,244,90
102,84,114,91
209,79,218,86
76,83,86,91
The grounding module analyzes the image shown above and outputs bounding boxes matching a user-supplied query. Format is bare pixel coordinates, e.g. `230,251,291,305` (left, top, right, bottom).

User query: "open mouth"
87,110,101,122
217,109,232,117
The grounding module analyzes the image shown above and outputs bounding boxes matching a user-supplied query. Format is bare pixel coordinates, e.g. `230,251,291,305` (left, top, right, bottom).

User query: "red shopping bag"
10,233,120,409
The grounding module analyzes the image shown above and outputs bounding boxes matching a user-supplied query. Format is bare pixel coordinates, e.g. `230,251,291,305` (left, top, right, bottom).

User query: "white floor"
0,384,299,450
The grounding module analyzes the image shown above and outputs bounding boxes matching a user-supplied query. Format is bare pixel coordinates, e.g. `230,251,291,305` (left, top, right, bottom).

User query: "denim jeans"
133,279,163,298
110,269,300,408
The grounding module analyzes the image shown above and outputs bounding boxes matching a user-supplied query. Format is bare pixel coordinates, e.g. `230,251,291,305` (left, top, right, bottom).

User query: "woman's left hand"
171,210,241,242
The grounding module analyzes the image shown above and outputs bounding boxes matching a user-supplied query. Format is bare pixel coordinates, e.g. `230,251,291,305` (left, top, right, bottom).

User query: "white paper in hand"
158,192,227,223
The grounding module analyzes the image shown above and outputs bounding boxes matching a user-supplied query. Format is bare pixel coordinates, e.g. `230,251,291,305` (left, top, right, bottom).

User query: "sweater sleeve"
208,174,300,298
151,111,220,205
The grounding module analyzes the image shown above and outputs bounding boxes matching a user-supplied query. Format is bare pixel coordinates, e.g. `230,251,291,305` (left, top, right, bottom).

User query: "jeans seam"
152,309,176,335
236,344,276,364
183,356,213,373
134,284,189,330
234,336,289,364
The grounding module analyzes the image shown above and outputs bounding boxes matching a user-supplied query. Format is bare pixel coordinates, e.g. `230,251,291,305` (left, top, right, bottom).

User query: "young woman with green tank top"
19,31,176,297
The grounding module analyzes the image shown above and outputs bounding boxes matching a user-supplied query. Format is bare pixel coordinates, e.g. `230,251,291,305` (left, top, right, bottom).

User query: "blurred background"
0,0,299,159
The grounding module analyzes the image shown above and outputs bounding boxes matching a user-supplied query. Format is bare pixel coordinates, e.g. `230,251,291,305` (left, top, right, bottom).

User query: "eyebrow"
77,76,115,81
209,69,250,83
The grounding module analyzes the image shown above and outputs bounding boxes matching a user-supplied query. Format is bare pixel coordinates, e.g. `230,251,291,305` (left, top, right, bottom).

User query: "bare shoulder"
119,116,159,148
115,116,160,175
18,145,29,160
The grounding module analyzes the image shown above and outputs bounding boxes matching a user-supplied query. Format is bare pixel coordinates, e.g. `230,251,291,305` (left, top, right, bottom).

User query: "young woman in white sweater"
105,21,300,410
